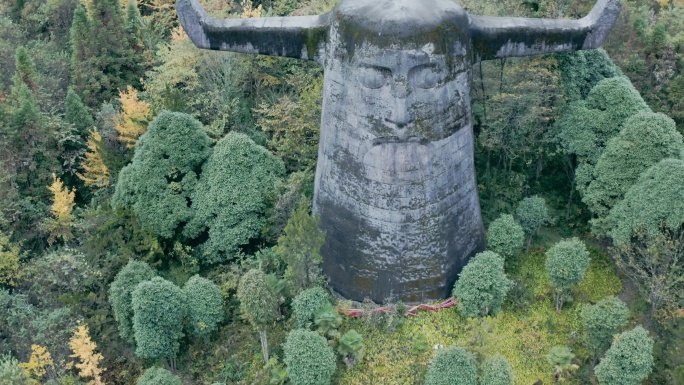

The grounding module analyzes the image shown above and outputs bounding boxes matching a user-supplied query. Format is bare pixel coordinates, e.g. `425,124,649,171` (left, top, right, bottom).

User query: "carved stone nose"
385,96,412,133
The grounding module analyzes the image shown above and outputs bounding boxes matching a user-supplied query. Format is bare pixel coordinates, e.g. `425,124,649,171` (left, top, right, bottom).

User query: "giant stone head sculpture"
177,0,620,303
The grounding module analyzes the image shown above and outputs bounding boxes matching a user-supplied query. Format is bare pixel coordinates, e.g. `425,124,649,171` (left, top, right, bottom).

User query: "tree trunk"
259,329,269,363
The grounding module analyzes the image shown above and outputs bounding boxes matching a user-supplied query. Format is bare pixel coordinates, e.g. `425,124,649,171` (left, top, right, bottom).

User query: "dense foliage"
283,329,337,385
486,214,524,260
545,238,590,310
183,275,224,338
594,326,654,385
291,286,332,329
1,0,682,383
453,251,511,318
580,296,629,358
479,354,514,385
136,367,181,385
108,260,157,344
424,346,477,385
131,277,186,360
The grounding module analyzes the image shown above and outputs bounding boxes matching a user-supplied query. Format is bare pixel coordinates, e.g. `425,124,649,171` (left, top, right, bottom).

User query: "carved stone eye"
409,64,446,89
357,65,390,89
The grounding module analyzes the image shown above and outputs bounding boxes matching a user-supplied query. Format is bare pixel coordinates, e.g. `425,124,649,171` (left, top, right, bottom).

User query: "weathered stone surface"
177,0,620,303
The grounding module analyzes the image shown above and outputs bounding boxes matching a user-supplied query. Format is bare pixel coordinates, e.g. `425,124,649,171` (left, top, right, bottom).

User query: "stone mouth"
372,136,429,146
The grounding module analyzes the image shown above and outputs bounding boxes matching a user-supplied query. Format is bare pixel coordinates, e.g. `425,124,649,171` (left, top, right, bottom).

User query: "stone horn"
176,0,329,61
470,0,622,60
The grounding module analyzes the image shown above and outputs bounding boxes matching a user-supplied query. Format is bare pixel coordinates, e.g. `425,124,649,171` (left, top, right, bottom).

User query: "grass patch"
335,244,622,385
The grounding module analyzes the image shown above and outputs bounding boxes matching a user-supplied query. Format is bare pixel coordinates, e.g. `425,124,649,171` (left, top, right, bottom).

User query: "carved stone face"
351,42,471,144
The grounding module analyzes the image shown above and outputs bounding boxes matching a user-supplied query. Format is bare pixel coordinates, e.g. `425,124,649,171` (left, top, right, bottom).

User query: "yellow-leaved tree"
77,130,110,188
69,323,105,385
42,175,75,245
18,344,54,383
114,86,151,148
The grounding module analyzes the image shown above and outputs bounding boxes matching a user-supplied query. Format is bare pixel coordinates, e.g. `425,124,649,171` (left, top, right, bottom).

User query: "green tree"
424,346,477,385
611,228,684,316
237,269,279,363
65,89,94,139
256,75,323,172
453,251,511,318
136,367,181,385
131,277,186,363
583,112,683,235
515,195,549,251
556,76,649,166
0,354,30,385
594,326,654,385
283,329,336,385
338,329,364,369
186,132,284,264
486,214,524,260
183,275,224,338
581,296,629,359
69,4,97,106
291,286,332,329
0,233,21,287
112,111,212,239
74,0,140,105
480,354,514,385
276,197,325,293
12,46,37,91
109,260,157,344
556,49,622,102
606,159,684,246
313,305,341,339
545,238,590,311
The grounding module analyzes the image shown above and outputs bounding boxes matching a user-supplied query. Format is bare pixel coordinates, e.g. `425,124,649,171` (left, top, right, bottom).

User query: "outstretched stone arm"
176,0,328,62
469,0,621,61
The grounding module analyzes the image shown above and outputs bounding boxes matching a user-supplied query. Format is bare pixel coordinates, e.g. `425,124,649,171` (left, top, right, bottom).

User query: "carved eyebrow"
357,63,392,73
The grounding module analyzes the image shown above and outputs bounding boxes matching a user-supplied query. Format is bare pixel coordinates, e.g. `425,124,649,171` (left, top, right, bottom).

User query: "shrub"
453,251,511,318
292,287,332,329
580,296,629,358
545,238,590,310
183,275,224,338
486,214,524,260
109,260,156,344
594,326,654,385
425,346,477,385
0,354,29,385
480,354,514,385
132,277,186,360
283,329,336,385
136,367,181,385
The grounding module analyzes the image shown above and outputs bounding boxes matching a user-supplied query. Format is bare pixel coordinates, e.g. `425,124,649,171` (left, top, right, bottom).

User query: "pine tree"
69,323,105,385
65,89,95,139
276,197,326,293
12,47,38,91
77,130,110,188
70,5,97,106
